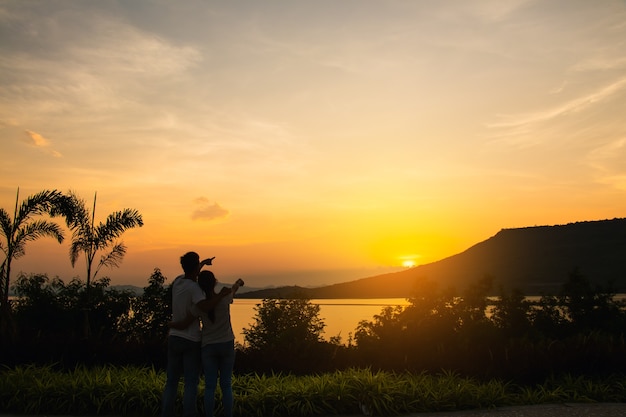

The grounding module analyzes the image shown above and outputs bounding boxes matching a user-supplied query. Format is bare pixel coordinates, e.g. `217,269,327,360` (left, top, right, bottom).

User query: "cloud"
0,9,202,136
586,137,626,191
24,130,49,147
191,197,229,221
490,77,626,130
485,76,626,148
572,56,626,72
23,130,62,157
471,0,534,22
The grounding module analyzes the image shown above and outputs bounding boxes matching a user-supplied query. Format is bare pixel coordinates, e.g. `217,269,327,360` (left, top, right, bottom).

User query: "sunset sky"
2,0,626,289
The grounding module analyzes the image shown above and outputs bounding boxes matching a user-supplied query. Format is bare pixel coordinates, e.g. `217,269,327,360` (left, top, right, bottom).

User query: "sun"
397,254,420,268
402,260,416,268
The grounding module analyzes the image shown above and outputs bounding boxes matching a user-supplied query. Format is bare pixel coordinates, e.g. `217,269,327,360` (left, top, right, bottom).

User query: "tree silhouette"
0,188,67,339
61,191,143,338
62,191,143,291
243,298,325,350
117,268,171,343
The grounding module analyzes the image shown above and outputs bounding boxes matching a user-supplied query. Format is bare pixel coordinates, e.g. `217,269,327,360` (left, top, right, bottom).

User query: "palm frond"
0,259,6,296
95,209,143,241
69,239,87,267
94,242,127,279
15,190,65,224
0,208,12,238
19,220,65,244
8,240,26,260
62,191,91,230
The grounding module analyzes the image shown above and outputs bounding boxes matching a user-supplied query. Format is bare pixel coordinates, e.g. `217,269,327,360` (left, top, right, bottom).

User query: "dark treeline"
2,268,170,368
2,268,625,384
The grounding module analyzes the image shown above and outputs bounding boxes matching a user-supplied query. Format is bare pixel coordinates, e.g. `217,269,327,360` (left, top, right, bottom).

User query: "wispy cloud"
572,56,626,72
23,130,62,157
469,0,535,22
0,10,202,129
191,197,229,221
67,20,201,77
586,137,626,191
486,77,626,144
24,130,49,147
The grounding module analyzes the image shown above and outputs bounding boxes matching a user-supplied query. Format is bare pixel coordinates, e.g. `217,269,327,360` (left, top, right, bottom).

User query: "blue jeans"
202,340,235,417
162,336,201,417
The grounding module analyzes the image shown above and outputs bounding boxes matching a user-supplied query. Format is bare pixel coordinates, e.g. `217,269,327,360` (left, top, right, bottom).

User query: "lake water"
230,295,626,345
230,298,411,345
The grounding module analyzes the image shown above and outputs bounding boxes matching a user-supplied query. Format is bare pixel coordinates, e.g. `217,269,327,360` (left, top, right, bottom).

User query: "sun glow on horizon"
401,256,418,268
402,260,416,268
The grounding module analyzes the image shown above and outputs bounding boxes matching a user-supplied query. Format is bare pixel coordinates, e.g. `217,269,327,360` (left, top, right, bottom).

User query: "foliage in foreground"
1,365,625,417
3,268,626,383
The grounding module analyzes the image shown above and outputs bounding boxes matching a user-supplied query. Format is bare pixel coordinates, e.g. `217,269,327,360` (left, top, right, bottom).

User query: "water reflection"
230,298,411,344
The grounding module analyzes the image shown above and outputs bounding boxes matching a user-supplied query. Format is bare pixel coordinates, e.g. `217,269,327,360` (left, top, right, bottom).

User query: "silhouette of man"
161,252,214,417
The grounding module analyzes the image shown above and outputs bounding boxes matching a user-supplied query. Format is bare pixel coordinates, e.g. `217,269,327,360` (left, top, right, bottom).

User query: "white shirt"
199,292,235,345
168,275,205,342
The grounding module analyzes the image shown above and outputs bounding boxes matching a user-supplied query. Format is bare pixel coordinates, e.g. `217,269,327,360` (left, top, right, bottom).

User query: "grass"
1,365,624,416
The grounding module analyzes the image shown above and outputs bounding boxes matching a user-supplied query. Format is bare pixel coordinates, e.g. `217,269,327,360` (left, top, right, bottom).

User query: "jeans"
202,340,235,417
162,336,201,417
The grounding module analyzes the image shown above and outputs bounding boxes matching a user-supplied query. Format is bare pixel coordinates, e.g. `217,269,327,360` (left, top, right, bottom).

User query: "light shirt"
168,275,205,342
199,291,235,346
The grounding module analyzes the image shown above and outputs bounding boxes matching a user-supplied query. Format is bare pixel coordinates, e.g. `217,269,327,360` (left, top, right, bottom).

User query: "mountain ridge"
239,218,626,299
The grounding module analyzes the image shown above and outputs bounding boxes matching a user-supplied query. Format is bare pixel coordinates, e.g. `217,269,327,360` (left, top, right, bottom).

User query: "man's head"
180,251,200,275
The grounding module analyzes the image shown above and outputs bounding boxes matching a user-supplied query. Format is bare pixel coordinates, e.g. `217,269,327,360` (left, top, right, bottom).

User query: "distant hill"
239,218,626,299
8,281,287,298
111,285,143,296
110,283,263,295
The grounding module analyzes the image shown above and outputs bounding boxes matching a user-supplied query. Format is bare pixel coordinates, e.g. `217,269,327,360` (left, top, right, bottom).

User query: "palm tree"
0,188,68,339
62,191,143,338
63,191,144,291
0,188,67,306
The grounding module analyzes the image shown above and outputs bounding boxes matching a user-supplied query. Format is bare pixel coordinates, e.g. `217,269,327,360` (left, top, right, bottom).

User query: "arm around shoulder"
168,311,196,330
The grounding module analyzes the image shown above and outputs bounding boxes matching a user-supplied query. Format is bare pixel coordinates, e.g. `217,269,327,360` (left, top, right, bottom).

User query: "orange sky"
2,1,626,288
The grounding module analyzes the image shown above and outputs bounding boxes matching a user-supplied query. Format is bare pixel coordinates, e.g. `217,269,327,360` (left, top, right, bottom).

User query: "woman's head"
198,270,217,323
197,270,217,295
